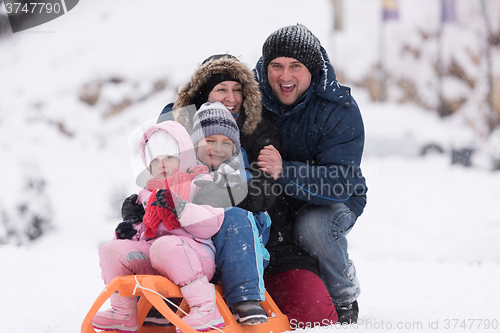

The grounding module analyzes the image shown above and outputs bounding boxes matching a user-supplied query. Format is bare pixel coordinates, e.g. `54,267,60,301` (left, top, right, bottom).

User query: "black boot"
143,298,181,327
143,306,172,327
335,300,358,324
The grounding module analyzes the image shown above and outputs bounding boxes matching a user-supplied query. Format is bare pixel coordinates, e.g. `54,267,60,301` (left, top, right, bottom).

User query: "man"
255,24,368,324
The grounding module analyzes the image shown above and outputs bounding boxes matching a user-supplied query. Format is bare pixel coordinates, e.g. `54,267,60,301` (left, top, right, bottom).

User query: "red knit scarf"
143,166,208,238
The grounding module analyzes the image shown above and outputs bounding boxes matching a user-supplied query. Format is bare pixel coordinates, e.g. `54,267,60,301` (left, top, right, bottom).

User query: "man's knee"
296,203,354,236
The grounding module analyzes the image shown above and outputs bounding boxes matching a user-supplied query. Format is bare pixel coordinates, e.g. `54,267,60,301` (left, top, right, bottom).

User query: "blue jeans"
294,202,359,306
212,207,271,307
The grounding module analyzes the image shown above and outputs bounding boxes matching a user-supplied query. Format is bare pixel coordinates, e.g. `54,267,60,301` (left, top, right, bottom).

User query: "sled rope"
133,275,225,333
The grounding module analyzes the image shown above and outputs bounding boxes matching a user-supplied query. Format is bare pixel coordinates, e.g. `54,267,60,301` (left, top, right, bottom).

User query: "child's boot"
92,292,138,333
177,276,225,332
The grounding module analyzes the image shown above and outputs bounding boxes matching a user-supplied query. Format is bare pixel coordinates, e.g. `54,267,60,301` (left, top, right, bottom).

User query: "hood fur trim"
173,56,262,136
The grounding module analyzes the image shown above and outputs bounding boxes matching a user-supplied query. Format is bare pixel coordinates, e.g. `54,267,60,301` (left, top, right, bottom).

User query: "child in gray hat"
191,102,272,325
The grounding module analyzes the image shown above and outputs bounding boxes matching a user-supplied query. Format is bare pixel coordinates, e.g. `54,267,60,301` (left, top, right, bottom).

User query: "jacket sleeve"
131,221,145,241
276,103,367,205
236,148,278,213
236,167,277,213
177,175,224,239
241,117,281,164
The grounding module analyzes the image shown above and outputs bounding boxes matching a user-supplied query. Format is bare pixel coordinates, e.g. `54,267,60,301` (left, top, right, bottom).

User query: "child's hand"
257,145,283,180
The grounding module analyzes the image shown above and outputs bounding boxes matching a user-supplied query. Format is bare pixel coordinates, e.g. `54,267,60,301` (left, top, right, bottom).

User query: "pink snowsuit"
98,121,224,288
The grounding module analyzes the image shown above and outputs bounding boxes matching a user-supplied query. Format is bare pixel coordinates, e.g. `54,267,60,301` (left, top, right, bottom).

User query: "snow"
1,1,500,332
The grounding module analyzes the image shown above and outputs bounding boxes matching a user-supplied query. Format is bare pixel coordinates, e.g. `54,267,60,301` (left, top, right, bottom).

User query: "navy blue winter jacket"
254,47,367,217
255,47,367,275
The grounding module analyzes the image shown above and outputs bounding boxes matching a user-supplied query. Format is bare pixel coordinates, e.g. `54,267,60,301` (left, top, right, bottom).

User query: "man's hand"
257,145,283,180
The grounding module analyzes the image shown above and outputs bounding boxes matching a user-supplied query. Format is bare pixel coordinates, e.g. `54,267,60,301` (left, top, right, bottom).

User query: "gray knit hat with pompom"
190,102,241,153
262,24,322,76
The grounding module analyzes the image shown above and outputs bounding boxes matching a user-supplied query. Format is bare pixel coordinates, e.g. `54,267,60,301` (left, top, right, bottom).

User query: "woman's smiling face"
207,81,243,114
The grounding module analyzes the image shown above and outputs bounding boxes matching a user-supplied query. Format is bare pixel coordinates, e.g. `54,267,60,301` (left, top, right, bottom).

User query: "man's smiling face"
267,57,312,106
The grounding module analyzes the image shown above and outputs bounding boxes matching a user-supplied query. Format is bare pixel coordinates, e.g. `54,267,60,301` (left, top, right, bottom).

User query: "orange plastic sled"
81,275,291,333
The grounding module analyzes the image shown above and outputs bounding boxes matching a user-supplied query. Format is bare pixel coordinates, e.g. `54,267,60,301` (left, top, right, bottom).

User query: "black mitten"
115,219,138,239
254,174,277,212
121,194,145,221
237,173,277,213
236,180,264,213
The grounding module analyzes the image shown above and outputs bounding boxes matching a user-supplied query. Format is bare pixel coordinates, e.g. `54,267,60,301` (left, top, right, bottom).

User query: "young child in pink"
92,121,225,333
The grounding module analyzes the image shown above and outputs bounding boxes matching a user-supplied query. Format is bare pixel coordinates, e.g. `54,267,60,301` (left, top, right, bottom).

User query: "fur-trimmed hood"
173,55,262,137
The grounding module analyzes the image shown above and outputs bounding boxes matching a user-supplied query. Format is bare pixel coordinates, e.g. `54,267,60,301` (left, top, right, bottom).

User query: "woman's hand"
121,194,145,221
257,145,283,181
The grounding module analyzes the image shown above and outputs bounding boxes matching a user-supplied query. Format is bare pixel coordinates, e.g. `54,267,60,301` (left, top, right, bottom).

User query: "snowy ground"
1,1,500,333
3,97,500,333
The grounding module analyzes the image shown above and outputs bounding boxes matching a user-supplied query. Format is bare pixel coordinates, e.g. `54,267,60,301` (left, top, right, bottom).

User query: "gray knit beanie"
262,24,322,76
190,102,241,153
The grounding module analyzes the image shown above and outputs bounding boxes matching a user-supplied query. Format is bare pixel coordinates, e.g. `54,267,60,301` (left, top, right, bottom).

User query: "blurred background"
2,1,500,332
0,0,499,253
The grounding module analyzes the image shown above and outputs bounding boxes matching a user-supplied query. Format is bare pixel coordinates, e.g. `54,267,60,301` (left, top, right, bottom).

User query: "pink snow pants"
98,236,216,287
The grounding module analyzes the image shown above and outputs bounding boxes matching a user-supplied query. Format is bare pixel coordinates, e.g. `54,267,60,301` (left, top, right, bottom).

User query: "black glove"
115,219,139,239
237,173,277,213
121,194,145,221
256,174,277,211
